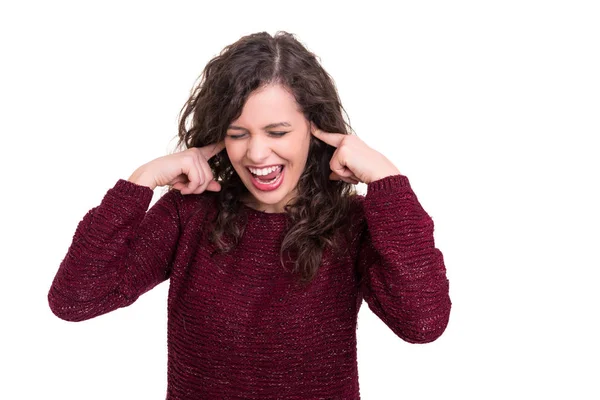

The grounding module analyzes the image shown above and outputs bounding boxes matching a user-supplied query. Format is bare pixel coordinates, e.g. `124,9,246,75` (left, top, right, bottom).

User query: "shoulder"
347,193,366,217
327,194,369,258
158,188,219,228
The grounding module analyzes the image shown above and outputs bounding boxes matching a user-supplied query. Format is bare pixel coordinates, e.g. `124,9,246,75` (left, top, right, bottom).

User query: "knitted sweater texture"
48,174,451,399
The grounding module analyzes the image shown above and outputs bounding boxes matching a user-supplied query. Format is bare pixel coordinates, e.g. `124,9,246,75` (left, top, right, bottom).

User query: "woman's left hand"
311,125,401,184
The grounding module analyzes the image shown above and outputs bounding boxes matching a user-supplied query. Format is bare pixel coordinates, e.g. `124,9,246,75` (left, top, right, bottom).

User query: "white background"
1,0,599,399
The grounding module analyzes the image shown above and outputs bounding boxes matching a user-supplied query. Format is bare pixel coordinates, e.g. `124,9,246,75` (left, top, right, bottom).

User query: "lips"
248,165,285,191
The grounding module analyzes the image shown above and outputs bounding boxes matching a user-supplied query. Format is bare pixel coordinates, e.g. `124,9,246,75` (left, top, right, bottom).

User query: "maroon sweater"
48,174,451,399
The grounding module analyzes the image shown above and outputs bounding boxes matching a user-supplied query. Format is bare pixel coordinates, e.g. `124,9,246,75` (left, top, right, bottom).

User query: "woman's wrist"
128,168,157,190
366,167,402,184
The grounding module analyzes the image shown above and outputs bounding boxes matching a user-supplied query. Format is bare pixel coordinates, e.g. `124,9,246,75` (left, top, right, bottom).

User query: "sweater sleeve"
356,174,451,343
48,179,182,322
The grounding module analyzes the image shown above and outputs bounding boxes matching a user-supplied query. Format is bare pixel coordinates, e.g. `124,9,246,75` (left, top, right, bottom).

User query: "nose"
246,135,271,163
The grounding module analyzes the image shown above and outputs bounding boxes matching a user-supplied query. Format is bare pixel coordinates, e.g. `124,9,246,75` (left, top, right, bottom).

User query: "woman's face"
225,83,311,213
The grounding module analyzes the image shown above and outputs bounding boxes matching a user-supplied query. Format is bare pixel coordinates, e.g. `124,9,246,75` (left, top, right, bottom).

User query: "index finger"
311,126,345,148
200,141,226,159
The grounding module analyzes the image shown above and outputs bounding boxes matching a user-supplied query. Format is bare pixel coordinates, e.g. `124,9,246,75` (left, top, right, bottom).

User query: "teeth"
248,165,281,176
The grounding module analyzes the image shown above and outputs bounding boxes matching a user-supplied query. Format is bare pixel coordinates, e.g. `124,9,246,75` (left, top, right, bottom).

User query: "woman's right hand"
128,141,226,194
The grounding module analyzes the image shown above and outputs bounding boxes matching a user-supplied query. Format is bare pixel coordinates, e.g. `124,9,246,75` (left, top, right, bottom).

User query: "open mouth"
247,165,284,184
246,165,285,191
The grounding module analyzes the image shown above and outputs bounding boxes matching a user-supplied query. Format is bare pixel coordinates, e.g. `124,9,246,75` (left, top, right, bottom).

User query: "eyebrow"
227,122,292,131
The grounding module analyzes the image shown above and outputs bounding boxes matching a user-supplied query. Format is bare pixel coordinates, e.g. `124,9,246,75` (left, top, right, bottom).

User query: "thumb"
331,167,354,178
329,172,342,181
205,179,222,192
329,171,353,180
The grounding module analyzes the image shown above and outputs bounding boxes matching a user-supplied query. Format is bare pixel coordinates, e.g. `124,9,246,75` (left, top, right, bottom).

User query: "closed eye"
226,131,289,139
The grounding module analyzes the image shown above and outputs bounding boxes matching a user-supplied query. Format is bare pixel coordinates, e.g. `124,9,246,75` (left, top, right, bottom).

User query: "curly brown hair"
171,31,357,285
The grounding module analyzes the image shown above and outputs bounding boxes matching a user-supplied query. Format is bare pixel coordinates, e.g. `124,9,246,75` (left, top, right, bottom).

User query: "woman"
48,31,451,399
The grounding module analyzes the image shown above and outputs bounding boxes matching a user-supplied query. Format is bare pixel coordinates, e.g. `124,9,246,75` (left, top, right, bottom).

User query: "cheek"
225,142,243,163
299,136,311,161
281,135,309,160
